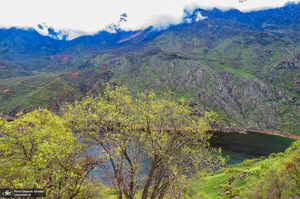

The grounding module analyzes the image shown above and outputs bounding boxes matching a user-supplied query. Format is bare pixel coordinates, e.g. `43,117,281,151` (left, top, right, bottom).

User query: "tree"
286,157,300,196
285,141,300,196
63,85,225,199
0,109,101,198
243,141,300,199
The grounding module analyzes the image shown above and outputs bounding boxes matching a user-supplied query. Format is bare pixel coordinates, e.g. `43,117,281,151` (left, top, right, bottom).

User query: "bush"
224,167,238,174
231,187,241,196
222,184,231,191
268,153,277,158
214,168,226,174
260,156,266,160
104,188,117,195
75,179,107,199
277,152,284,158
240,158,259,167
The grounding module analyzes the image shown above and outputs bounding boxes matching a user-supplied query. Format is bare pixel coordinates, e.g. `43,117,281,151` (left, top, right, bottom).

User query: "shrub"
240,158,259,167
222,184,231,191
277,152,284,158
214,168,226,174
231,187,241,196
224,167,238,174
269,153,277,158
260,156,266,160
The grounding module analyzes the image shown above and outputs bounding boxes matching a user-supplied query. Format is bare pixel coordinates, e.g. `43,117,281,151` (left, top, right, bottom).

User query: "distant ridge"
0,2,299,134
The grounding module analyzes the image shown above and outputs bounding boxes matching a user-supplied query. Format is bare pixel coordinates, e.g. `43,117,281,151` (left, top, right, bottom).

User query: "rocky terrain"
0,3,299,134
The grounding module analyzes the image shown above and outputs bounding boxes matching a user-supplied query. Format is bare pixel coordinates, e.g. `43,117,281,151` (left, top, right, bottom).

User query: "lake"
89,131,296,179
209,131,296,166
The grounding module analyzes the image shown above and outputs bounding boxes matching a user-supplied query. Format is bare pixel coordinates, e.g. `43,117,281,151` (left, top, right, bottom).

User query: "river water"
209,131,296,166
89,131,296,179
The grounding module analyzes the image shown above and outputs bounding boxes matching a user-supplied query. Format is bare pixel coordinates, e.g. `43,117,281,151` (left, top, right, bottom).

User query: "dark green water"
90,131,296,179
209,131,296,166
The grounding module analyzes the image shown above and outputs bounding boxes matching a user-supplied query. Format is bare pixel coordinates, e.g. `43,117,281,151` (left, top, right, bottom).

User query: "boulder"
228,175,235,184
225,191,232,195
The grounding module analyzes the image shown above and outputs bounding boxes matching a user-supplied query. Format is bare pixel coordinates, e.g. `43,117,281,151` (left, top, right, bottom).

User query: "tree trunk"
158,181,169,199
141,157,157,199
118,189,123,199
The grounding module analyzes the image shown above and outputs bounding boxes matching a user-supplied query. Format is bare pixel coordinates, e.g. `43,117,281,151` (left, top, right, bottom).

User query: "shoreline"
209,128,300,140
1,114,299,141
246,130,300,141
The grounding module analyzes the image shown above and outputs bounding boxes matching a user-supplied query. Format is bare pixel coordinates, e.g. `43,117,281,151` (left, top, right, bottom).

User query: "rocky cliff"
0,3,299,134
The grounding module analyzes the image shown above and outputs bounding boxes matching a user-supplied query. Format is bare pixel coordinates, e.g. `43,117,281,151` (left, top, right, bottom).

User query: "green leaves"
63,84,224,199
0,109,95,198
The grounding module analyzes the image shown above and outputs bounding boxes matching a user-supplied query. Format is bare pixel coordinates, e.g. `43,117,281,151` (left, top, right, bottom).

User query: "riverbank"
0,114,16,121
1,114,299,141
246,130,300,141
209,128,300,140
210,129,247,134
192,139,300,199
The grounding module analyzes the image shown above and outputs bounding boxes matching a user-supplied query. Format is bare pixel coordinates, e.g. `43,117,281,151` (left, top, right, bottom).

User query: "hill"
0,3,300,134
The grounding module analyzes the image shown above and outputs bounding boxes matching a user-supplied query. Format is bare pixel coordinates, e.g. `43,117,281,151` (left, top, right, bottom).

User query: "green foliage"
63,84,225,199
285,141,300,196
260,163,271,170
74,178,108,199
221,184,231,191
0,75,74,113
260,156,266,160
0,109,97,198
231,187,241,196
245,169,289,199
187,141,300,198
239,158,260,167
269,153,277,158
277,152,285,158
224,167,239,174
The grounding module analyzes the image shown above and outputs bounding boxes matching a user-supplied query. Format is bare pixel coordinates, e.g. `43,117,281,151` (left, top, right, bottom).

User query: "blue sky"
0,0,299,39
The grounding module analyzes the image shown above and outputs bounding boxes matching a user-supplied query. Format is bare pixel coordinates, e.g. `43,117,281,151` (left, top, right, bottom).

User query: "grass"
0,76,63,111
97,145,298,199
185,144,297,199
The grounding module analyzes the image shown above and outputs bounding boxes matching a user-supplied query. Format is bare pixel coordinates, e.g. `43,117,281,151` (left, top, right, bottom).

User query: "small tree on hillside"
63,85,225,199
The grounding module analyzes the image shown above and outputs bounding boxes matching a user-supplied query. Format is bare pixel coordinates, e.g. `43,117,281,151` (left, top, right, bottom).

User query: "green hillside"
100,19,300,134
1,7,300,135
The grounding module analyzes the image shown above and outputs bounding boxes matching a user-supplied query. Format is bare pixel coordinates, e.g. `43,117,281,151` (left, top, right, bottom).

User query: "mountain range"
0,2,300,134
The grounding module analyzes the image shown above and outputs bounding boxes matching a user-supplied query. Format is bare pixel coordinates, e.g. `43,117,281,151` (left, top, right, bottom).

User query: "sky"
0,0,299,40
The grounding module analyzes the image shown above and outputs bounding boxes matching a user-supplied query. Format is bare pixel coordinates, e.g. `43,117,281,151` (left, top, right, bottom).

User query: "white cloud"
195,12,207,22
184,18,193,24
0,0,299,39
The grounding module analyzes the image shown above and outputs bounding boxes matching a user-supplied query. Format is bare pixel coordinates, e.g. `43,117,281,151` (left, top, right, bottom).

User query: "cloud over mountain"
0,0,299,40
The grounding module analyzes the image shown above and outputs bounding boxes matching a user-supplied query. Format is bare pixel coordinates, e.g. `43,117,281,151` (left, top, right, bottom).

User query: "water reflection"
209,131,296,166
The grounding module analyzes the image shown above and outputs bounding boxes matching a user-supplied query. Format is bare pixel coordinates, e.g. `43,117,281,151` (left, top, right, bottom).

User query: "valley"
1,4,300,135
0,3,300,198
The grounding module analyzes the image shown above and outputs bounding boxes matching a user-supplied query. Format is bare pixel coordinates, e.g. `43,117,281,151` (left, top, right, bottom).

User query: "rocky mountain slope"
0,3,299,134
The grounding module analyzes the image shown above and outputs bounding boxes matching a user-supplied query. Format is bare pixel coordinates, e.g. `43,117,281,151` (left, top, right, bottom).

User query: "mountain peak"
37,23,69,40
105,13,128,33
